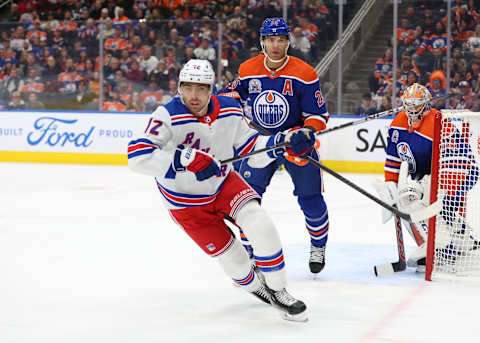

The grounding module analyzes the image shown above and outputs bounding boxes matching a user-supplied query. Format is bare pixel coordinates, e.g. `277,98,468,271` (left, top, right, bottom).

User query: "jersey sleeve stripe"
385,159,401,168
236,134,259,156
386,154,401,162
127,139,158,159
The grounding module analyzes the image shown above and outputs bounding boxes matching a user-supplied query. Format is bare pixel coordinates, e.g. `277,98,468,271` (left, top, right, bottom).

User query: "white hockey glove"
397,162,430,215
372,179,398,223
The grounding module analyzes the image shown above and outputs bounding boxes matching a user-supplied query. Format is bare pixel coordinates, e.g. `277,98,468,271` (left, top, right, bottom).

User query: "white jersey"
127,95,271,209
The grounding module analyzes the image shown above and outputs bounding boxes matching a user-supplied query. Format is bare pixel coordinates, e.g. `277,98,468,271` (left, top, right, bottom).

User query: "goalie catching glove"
173,145,220,181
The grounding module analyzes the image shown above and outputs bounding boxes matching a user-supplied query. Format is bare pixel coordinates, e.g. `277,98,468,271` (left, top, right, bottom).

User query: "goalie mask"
259,17,291,63
402,83,432,131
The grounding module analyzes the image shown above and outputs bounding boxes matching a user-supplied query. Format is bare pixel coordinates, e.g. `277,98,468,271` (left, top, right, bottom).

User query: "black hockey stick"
220,93,460,165
304,156,435,223
316,93,459,137
220,141,288,164
373,214,406,276
245,121,439,223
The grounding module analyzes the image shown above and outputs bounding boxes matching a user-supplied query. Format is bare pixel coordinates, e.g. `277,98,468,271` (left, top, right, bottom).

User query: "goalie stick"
374,214,407,276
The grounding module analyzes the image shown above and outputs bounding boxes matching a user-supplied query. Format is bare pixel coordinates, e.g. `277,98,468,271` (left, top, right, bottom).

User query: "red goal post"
426,110,480,281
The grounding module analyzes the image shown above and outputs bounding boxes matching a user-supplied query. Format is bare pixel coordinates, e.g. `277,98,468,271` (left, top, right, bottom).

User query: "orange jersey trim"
304,117,326,132
239,55,318,83
390,107,438,138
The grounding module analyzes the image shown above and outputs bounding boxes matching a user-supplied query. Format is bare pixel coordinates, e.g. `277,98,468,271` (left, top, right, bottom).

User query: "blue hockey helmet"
259,18,290,38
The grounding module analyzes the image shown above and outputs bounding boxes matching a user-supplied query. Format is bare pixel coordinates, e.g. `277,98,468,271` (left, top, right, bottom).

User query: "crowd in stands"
0,0,343,112
362,0,480,115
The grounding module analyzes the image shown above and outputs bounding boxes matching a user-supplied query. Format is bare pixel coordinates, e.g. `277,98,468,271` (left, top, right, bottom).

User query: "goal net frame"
426,109,480,281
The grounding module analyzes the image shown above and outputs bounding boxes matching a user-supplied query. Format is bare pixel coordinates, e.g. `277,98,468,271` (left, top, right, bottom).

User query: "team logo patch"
392,130,399,143
397,142,416,174
253,90,290,128
248,79,262,93
206,243,216,251
243,170,251,178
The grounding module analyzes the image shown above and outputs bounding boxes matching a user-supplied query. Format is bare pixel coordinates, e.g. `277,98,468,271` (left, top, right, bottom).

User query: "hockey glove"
173,145,220,181
286,128,316,157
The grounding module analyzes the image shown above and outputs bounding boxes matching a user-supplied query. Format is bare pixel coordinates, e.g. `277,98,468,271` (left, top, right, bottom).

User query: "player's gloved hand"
173,145,220,181
286,127,315,157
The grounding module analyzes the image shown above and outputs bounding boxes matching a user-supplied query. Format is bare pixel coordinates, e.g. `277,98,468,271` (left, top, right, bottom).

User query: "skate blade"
280,311,308,322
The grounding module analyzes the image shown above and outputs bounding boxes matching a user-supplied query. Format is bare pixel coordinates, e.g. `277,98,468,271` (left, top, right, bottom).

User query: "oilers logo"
253,90,289,128
397,142,416,174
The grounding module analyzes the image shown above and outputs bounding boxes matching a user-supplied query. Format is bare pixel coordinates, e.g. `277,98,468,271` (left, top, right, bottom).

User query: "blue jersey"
220,55,329,134
385,108,440,182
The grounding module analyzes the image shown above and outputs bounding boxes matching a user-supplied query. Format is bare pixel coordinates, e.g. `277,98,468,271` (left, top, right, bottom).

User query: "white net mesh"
431,110,480,281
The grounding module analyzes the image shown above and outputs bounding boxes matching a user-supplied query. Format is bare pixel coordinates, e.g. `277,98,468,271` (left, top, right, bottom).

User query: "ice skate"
269,288,308,322
309,245,325,274
251,284,272,305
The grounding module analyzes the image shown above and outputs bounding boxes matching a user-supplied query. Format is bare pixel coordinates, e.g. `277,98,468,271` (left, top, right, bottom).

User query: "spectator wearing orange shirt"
22,67,44,94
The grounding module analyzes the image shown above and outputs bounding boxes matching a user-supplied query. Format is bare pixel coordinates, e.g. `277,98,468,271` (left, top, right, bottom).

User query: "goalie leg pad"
236,201,286,291
407,242,427,268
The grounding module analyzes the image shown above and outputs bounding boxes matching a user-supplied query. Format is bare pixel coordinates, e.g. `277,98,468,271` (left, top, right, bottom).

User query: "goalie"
375,83,480,272
375,83,441,272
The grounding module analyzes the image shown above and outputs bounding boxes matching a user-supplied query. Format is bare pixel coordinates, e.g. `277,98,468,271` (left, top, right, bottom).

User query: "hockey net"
426,110,480,281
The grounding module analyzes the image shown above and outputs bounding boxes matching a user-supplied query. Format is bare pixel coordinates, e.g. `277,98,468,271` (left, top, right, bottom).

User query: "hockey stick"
244,121,442,223
221,141,288,164
374,214,407,276
316,93,459,137
304,156,443,223
220,93,460,165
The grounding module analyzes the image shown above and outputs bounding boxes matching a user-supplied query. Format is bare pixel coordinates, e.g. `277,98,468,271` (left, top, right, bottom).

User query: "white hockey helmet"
178,59,215,94
402,83,431,130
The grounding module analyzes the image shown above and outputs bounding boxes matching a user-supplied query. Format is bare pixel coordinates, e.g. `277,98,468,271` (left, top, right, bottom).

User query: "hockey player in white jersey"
127,59,314,322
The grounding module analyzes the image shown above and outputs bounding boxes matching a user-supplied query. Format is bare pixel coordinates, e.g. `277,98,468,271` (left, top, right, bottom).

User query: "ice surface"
0,163,478,342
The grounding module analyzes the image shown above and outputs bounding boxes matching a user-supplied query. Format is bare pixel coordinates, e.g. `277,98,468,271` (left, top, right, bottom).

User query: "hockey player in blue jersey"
375,83,479,271
218,18,330,274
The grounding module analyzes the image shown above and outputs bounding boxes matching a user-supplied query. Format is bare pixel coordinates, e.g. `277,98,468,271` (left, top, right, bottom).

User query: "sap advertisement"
0,111,148,153
0,111,392,169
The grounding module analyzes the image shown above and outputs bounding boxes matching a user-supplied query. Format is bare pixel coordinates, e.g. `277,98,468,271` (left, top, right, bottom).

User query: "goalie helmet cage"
426,110,480,282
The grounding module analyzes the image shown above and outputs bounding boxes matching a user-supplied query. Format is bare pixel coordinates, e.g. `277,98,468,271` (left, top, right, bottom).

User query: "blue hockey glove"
173,145,220,181
287,128,315,157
